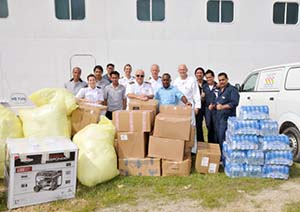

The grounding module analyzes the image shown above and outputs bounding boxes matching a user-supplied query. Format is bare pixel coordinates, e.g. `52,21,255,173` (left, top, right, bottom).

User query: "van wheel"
283,126,300,162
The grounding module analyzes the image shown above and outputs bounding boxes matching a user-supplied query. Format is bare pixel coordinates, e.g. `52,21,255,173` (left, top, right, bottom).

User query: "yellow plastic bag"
73,121,118,187
0,105,23,178
0,105,23,140
29,88,77,116
19,103,70,138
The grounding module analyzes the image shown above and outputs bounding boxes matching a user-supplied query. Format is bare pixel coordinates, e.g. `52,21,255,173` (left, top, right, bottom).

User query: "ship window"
207,0,234,23
55,0,85,20
137,0,165,21
0,0,8,18
273,2,298,24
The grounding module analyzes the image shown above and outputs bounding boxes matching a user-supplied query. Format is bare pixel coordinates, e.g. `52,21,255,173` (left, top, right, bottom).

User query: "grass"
1,164,299,212
1,127,300,211
284,201,300,212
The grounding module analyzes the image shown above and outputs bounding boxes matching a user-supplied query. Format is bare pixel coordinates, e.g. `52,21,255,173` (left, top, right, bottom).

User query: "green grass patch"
1,164,299,211
284,201,300,212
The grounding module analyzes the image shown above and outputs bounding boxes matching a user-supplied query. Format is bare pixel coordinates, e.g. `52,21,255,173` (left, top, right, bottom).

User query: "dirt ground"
99,180,300,212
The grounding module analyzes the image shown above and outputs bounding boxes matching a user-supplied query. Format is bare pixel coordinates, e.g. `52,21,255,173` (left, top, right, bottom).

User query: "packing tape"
115,112,120,131
129,112,134,131
142,111,147,131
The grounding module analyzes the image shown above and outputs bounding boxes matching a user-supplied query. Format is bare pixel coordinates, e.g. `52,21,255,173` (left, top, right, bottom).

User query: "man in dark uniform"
213,72,240,154
203,69,218,143
194,67,206,142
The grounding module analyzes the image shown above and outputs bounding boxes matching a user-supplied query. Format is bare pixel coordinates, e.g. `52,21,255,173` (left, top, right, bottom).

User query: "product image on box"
34,170,62,192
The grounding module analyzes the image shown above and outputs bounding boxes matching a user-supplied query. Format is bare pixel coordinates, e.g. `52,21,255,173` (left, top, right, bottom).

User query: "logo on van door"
10,93,27,104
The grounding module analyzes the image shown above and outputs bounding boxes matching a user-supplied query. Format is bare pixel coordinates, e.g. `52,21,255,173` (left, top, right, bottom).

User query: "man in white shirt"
64,67,87,95
76,74,104,105
148,64,162,95
126,69,154,103
119,64,135,87
173,64,201,153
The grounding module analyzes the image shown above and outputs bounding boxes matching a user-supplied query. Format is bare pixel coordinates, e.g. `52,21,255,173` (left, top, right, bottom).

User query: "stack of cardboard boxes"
113,100,161,176
148,105,194,176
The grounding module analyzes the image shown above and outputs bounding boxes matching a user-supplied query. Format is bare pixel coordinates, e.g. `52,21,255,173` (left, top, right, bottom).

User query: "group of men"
64,63,240,156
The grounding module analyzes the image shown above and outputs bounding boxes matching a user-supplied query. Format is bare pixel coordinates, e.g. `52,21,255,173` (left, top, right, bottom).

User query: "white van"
237,63,300,161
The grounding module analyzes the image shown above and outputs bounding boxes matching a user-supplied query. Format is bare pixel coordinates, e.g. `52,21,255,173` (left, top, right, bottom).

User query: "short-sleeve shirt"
119,76,135,88
96,78,110,89
155,85,184,105
104,83,126,112
126,81,154,96
148,76,162,95
75,87,104,103
64,79,87,95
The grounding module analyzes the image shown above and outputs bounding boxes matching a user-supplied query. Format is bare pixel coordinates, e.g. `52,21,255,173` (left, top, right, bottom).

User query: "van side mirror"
235,83,241,91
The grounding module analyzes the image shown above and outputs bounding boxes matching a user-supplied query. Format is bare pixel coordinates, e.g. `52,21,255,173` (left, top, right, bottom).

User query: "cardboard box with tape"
113,110,153,132
148,136,185,161
71,103,107,135
118,157,161,176
162,153,192,176
117,132,148,158
128,99,159,115
153,105,192,141
195,142,221,174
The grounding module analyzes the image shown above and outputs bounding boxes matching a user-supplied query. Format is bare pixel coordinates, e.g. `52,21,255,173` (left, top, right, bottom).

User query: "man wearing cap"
64,67,87,95
126,69,154,103
119,64,135,87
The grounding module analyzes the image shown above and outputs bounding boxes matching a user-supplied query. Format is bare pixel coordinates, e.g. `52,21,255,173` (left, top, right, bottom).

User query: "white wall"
1,0,300,104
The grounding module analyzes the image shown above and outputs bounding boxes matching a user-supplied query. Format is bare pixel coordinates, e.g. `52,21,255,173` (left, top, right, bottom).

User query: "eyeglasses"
136,75,144,78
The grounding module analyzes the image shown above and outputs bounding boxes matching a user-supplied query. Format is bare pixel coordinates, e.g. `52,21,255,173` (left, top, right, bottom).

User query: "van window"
137,0,165,21
55,0,85,20
257,69,284,92
241,73,258,92
207,0,234,23
286,67,300,90
0,0,8,18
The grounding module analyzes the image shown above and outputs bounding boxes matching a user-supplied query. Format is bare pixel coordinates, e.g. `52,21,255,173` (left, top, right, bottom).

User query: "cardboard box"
159,105,192,116
185,126,196,148
113,110,153,132
153,113,191,140
118,157,161,176
129,99,158,115
195,142,221,174
71,103,107,135
5,137,78,209
148,136,185,161
117,132,148,158
162,154,192,176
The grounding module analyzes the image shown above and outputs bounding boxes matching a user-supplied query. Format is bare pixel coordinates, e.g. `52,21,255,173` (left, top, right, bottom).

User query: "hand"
185,102,192,107
216,104,223,110
140,95,149,101
201,92,205,98
208,103,214,111
96,100,103,105
194,108,199,115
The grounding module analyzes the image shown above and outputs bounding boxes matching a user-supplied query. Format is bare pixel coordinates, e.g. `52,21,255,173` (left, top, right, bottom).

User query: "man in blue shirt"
211,72,240,155
155,73,191,106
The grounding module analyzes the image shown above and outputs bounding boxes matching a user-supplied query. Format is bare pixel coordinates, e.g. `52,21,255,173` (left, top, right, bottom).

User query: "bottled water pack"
225,163,245,178
239,105,269,120
261,135,291,151
246,150,264,165
265,151,293,166
225,132,259,150
223,141,247,164
245,165,262,178
262,165,289,180
259,120,279,136
227,117,260,135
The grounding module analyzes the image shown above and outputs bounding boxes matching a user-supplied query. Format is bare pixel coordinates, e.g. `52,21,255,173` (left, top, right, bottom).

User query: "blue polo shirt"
155,85,184,105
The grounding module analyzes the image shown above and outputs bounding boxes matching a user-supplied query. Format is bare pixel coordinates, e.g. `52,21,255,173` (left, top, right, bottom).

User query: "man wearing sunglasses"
126,69,154,102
